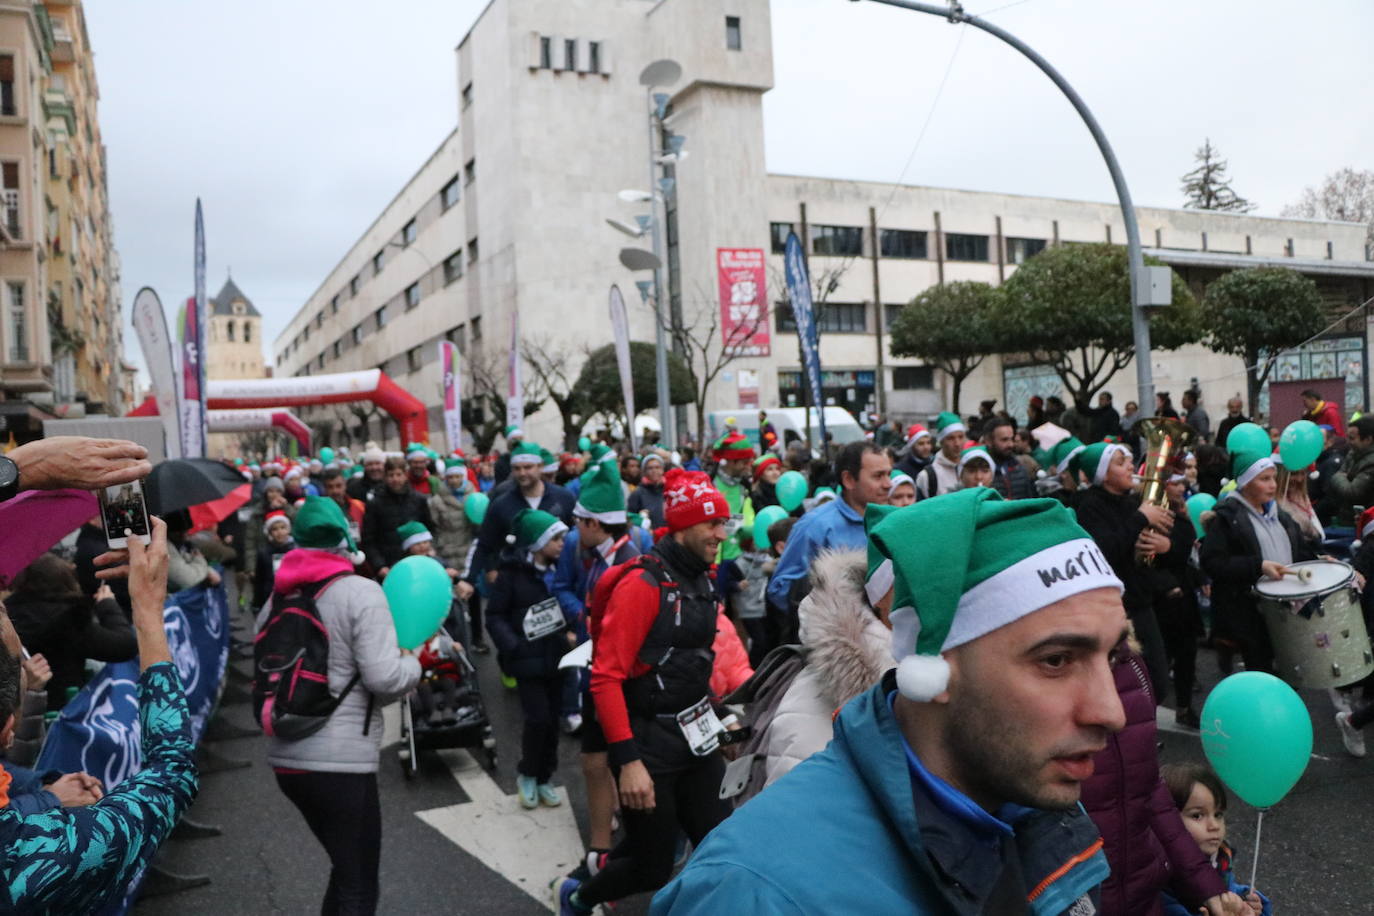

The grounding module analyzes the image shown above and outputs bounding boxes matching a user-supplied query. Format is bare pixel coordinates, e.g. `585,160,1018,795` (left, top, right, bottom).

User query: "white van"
705,406,866,457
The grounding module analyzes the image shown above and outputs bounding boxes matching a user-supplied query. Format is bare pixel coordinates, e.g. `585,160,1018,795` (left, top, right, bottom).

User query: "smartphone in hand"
98,479,151,548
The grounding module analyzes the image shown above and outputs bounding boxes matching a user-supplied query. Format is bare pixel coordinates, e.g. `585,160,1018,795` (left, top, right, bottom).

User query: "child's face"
408,541,436,558
960,463,993,489
268,524,291,546
539,534,565,562
889,482,916,507
1180,783,1225,857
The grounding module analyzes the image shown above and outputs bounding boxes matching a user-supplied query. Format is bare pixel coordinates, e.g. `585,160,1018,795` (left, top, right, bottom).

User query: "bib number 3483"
676,697,724,756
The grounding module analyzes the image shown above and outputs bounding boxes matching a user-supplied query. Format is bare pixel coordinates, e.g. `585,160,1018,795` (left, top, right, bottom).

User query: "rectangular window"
893,366,935,390
588,41,601,74
564,38,577,71
302,325,309,343
880,229,928,259
330,294,339,315
539,36,552,69
317,352,325,369
6,281,24,361
404,282,420,309
884,303,904,330
332,340,340,358
315,311,324,329
407,346,422,372
468,237,479,264
441,175,460,211
227,321,236,342
461,83,473,108
402,219,417,246
349,275,360,296
726,16,742,50
375,304,387,329
1005,236,1047,265
464,159,476,185
810,224,863,257
443,250,463,285
2,162,19,239
775,302,866,334
945,233,990,262
471,316,482,342
373,250,384,275
769,221,794,254
351,325,362,345
447,324,466,354
0,56,14,117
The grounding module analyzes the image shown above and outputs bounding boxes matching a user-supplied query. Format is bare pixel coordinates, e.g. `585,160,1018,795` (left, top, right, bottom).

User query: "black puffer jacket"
486,555,568,679
7,594,137,709
360,486,433,570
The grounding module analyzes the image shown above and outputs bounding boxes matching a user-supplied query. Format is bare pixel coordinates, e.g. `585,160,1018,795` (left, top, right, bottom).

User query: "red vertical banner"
717,248,770,357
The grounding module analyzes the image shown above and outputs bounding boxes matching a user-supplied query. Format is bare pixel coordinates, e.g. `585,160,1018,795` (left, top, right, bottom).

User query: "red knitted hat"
663,468,729,532
711,429,755,461
753,454,781,475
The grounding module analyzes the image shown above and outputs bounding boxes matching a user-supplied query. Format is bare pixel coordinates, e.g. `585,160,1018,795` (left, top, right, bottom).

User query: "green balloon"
753,505,789,549
578,436,592,452
1226,422,1270,458
1200,671,1312,808
1184,492,1216,538
1278,420,1323,470
463,491,489,525
775,470,808,512
319,447,335,465
382,555,454,650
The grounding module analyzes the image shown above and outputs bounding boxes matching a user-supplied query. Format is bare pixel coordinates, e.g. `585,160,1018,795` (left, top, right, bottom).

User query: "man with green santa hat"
914,411,967,500
655,488,1132,915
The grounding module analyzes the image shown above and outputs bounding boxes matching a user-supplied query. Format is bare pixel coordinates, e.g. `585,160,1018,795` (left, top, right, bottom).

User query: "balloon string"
1250,808,1265,889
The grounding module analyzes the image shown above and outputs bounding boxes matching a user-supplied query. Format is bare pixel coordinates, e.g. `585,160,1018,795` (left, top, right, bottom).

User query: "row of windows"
534,35,606,74
769,222,1048,264
301,318,484,380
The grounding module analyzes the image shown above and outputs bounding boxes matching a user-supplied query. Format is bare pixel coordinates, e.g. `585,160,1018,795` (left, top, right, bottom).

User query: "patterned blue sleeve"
0,662,199,914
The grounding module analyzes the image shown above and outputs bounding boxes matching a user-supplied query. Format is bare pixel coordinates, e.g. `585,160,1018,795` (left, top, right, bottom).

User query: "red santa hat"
663,469,729,533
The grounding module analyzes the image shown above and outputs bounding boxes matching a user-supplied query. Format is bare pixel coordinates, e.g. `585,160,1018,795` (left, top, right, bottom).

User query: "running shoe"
554,877,592,916
517,774,539,809
562,713,584,735
1336,711,1366,758
538,783,562,807
501,673,518,690
1329,688,1354,715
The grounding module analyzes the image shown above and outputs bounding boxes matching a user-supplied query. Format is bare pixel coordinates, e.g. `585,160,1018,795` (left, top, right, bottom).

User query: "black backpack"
253,572,361,740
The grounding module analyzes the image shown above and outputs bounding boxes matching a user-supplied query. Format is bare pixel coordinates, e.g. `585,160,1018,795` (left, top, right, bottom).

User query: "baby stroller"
398,599,496,779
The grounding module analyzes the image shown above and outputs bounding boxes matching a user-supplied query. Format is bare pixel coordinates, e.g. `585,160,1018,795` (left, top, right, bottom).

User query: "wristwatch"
0,455,18,502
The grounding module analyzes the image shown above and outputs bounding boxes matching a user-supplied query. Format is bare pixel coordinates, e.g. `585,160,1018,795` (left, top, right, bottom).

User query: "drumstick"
1283,568,1314,583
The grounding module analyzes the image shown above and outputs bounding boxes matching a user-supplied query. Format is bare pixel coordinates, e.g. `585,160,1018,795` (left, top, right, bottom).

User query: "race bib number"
725,514,745,537
522,597,564,641
676,697,724,756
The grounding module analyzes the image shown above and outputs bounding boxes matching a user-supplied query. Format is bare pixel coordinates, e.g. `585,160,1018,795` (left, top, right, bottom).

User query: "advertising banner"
178,296,206,458
608,286,637,451
131,287,183,459
440,340,463,452
717,247,770,357
506,310,522,433
782,232,827,447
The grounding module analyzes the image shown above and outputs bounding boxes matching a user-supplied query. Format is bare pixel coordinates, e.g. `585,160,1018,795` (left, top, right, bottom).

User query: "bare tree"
1282,167,1374,252
1181,139,1255,212
463,346,544,453
521,335,584,450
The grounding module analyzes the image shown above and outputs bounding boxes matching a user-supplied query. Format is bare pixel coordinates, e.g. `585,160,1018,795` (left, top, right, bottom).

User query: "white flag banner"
132,288,183,458
439,340,463,453
609,286,637,452
506,310,522,433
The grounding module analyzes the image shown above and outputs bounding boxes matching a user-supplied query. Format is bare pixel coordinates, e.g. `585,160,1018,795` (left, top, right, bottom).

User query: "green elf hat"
510,441,545,466
589,443,618,467
870,488,1123,702
507,508,568,553
957,445,994,477
405,442,428,460
539,447,559,474
293,496,359,553
934,411,966,443
1230,449,1275,490
753,453,781,476
889,468,916,493
1050,437,1086,475
1074,442,1131,486
864,503,899,606
711,429,755,461
504,424,524,442
574,454,627,524
397,520,433,551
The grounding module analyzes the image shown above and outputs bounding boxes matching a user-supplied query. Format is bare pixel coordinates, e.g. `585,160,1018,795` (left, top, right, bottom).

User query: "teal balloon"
775,470,808,512
319,447,335,465
383,555,454,650
1185,492,1217,538
463,491,489,525
1200,672,1312,808
578,436,592,452
1226,422,1270,458
1279,420,1323,470
753,505,789,549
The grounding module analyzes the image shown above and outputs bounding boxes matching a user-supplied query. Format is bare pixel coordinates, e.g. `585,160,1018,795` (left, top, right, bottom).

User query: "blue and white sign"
783,232,828,448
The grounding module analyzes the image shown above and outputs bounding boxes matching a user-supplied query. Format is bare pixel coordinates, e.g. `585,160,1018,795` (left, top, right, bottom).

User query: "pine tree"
1181,139,1255,212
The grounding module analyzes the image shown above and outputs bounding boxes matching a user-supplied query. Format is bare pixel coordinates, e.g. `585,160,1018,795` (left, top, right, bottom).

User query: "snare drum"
1253,559,1374,689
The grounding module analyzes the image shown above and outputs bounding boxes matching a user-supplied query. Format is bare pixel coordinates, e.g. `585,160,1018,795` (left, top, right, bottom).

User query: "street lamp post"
855,0,1160,411
639,59,682,449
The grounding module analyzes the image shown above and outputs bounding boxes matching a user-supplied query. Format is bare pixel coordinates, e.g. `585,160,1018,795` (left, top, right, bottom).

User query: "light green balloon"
775,470,807,512
382,556,453,650
1200,672,1312,808
1278,420,1323,470
1226,422,1270,458
753,505,788,549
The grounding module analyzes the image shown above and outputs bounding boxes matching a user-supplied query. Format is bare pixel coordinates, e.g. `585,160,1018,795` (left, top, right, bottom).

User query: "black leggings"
576,756,730,905
1156,590,1200,709
276,771,382,916
516,675,563,782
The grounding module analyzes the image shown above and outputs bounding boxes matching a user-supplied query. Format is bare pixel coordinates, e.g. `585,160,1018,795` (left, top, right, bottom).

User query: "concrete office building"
275,0,1374,451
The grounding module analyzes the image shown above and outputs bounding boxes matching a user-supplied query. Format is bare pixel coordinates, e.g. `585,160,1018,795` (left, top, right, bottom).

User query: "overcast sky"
85,0,1372,383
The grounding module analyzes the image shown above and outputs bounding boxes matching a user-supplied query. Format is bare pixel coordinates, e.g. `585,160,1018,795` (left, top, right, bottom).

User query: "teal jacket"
653,674,1108,915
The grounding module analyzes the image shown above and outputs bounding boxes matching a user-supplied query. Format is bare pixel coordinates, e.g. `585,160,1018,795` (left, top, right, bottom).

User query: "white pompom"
1309,470,1320,481
505,533,517,545
350,550,366,566
895,654,950,702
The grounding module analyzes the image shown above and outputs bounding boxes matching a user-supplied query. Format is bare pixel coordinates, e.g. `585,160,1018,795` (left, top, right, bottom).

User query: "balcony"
42,88,75,136
50,26,73,63
2,189,20,240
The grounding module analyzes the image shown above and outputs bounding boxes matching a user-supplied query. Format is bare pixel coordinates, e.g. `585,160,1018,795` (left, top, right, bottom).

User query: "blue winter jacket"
653,673,1109,916
765,497,866,609
0,762,61,816
1161,845,1272,916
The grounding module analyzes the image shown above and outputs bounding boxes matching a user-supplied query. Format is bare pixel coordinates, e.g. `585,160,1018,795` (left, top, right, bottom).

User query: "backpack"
720,644,808,807
253,572,362,739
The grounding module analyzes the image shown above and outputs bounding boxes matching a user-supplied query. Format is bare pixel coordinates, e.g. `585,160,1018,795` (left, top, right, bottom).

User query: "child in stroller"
415,627,466,726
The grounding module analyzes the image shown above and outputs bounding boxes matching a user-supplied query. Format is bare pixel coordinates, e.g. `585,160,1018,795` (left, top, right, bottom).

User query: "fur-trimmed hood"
797,548,892,712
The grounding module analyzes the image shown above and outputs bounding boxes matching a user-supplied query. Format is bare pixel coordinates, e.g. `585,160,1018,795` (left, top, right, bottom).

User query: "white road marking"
415,747,584,912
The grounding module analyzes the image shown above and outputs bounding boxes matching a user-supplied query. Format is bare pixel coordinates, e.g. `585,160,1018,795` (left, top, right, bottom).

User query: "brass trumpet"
1133,417,1196,565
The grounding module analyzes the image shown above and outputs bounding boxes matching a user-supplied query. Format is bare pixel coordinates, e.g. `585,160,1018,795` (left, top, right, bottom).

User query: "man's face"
844,451,893,506
512,462,541,492
623,458,641,479
940,588,1128,810
644,462,664,485
1302,395,1318,411
385,466,408,493
576,515,608,549
913,438,933,459
984,424,1014,461
721,457,751,479
324,476,346,503
408,455,429,479
676,518,728,563
939,431,965,461
1227,399,1242,417
1097,394,1111,408
1103,450,1134,494
364,459,384,481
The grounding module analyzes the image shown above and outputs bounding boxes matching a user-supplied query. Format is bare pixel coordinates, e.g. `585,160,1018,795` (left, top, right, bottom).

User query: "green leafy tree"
888,281,1009,414
575,340,694,438
1001,243,1202,405
1181,139,1255,212
1201,267,1327,415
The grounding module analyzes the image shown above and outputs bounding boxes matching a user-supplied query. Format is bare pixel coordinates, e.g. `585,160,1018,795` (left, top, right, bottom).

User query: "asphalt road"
134,591,1374,915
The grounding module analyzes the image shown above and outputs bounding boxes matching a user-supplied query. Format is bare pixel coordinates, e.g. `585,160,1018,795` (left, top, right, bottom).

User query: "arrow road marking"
416,747,584,911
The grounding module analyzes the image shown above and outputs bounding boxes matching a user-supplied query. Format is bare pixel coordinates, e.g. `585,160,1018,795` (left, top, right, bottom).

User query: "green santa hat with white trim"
506,508,568,553
1073,441,1132,486
509,441,545,466
934,411,966,443
574,454,627,525
539,447,559,475
504,424,524,443
1050,437,1086,476
870,488,1123,702
589,443,619,467
957,445,994,477
864,504,899,607
397,520,433,551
